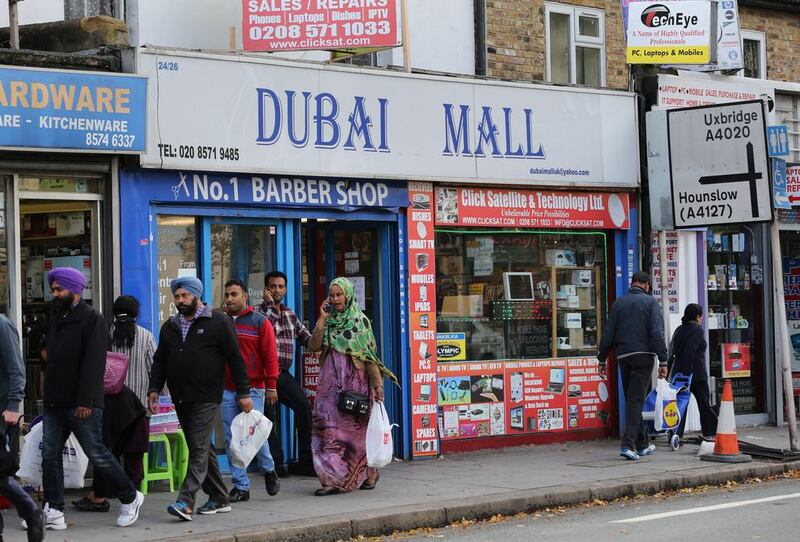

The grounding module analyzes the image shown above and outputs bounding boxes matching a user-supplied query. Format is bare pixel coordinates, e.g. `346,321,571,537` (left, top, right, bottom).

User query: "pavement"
3,425,799,542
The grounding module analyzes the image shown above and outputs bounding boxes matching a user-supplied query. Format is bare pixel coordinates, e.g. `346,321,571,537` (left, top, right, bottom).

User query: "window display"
435,231,608,362
706,225,767,414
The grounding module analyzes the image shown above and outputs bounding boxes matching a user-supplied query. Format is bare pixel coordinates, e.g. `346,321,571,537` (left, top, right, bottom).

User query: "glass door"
205,220,279,310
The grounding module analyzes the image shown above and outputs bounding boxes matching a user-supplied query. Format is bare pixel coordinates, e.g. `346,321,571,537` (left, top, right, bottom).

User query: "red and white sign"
301,351,321,405
434,187,630,229
407,181,439,457
437,357,609,441
787,166,800,205
242,0,401,52
650,231,679,314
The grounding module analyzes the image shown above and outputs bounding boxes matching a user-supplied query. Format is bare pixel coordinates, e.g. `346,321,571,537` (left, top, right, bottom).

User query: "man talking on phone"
258,271,315,477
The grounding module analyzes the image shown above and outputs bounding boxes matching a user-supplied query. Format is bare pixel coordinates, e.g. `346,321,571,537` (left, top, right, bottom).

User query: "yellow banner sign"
627,45,709,64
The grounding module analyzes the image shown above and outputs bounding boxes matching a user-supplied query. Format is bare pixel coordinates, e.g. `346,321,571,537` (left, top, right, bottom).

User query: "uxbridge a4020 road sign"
667,100,772,229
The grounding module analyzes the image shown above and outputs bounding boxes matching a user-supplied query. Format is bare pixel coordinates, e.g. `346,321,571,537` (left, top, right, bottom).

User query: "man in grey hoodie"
0,314,44,541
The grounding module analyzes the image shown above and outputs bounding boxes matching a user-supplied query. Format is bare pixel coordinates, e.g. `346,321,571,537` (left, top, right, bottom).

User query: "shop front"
118,169,408,457
0,65,146,417
406,184,637,453
134,47,639,458
647,74,777,425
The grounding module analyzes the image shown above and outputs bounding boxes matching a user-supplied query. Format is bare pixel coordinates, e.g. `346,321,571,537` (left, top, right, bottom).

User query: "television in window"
503,272,534,301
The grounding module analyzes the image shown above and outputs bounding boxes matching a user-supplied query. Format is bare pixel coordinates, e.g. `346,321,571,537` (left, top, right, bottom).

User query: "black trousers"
678,379,718,438
174,402,228,508
619,354,655,451
266,369,313,465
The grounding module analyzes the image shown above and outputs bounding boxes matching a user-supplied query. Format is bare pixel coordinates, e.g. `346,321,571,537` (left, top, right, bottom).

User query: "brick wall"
486,0,628,90
487,2,800,89
739,6,800,83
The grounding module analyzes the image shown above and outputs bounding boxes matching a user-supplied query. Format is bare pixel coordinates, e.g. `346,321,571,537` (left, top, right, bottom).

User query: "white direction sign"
668,100,772,228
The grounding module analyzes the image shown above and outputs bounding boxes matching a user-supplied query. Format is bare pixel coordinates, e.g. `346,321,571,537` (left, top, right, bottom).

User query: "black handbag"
338,391,370,417
0,423,20,477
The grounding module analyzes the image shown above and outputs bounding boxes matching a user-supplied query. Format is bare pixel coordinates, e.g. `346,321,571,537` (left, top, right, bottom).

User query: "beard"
177,297,199,316
51,293,76,312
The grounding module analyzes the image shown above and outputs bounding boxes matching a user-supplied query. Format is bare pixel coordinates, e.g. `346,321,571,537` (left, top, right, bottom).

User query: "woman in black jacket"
668,304,718,440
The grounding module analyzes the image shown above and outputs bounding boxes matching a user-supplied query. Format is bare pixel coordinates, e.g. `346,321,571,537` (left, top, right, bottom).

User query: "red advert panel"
438,357,609,441
242,0,401,52
435,187,630,230
407,181,439,457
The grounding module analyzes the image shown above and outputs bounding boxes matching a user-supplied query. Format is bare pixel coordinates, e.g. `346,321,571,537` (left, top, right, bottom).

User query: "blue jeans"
221,389,275,490
42,407,136,510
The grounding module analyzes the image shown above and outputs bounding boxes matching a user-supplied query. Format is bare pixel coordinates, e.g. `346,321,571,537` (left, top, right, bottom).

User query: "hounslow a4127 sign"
667,100,772,228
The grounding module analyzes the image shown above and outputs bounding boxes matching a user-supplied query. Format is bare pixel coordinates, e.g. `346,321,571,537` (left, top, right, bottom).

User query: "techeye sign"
140,49,638,187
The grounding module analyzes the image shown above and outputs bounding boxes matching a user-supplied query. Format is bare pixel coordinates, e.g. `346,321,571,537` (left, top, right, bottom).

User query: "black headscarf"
112,295,140,349
681,303,703,325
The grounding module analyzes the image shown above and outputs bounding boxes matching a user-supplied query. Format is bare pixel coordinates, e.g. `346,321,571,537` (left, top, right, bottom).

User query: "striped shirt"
109,323,156,409
258,299,311,370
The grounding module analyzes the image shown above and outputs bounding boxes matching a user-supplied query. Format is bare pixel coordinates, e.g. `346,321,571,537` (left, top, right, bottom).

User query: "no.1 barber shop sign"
667,100,772,228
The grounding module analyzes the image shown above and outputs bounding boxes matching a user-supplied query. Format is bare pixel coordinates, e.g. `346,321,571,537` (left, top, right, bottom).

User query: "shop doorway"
302,220,402,448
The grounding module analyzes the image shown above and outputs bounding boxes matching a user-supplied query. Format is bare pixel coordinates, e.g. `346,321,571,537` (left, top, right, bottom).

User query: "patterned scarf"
323,277,398,384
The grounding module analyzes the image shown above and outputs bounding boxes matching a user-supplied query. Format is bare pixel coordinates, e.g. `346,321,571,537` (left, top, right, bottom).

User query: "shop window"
19,177,100,194
706,225,767,414
209,223,277,309
776,93,800,164
434,230,608,362
156,215,197,326
739,30,766,80
545,4,605,87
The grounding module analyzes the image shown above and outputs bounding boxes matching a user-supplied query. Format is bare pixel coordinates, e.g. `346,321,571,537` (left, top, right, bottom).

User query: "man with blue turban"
148,276,252,521
32,267,144,532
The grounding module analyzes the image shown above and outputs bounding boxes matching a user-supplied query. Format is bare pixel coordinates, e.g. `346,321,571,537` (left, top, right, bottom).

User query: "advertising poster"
784,257,800,321
650,231,680,314
434,187,630,230
436,332,467,361
787,166,800,206
626,1,713,64
407,181,439,457
721,343,751,378
438,357,609,441
300,351,321,405
242,0,400,52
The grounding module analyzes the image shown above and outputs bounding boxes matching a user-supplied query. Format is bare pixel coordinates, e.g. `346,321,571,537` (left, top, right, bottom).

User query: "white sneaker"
117,490,144,527
22,503,67,531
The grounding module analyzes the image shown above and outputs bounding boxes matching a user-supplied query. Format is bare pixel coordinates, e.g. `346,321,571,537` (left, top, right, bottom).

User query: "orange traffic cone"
700,379,751,464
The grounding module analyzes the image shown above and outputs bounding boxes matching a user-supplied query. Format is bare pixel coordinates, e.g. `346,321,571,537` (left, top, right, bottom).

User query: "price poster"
242,0,401,53
407,181,439,457
300,351,321,405
438,357,609,441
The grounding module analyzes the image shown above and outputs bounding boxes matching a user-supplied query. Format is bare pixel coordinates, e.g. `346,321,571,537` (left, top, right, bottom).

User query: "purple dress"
312,350,377,491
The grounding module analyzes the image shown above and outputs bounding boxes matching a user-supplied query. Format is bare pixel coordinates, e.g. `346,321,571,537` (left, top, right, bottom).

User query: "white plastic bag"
17,422,89,488
229,410,272,470
685,394,703,433
366,401,396,468
654,378,679,431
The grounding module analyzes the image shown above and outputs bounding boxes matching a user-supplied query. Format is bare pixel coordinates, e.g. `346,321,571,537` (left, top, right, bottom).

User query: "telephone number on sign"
158,144,240,161
248,21,392,41
85,133,137,149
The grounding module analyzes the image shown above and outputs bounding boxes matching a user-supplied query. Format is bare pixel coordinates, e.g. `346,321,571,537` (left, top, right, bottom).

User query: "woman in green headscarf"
307,277,396,496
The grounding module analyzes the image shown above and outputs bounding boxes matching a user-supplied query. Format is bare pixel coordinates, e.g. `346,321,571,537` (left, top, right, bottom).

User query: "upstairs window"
545,4,605,87
740,30,766,79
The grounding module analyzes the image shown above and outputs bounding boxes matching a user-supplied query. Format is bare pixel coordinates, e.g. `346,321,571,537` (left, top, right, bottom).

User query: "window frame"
545,3,606,87
739,29,767,80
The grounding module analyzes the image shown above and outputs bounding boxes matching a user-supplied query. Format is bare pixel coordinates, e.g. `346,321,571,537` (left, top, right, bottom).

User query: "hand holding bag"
229,410,273,469
366,401,396,468
17,421,89,488
104,351,130,395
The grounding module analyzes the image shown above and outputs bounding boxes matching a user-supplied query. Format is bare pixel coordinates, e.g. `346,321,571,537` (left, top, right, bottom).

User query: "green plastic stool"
140,433,174,495
166,430,189,488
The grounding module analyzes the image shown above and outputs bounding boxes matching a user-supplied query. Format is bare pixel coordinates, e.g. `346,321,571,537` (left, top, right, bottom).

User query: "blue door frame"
306,220,404,456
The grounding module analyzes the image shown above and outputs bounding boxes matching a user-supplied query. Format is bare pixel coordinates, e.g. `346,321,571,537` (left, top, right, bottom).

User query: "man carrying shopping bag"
221,280,280,503
34,268,144,531
598,272,669,461
148,277,252,521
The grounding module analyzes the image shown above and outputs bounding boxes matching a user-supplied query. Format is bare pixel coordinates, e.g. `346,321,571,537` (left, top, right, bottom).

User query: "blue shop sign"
0,66,146,153
122,169,407,210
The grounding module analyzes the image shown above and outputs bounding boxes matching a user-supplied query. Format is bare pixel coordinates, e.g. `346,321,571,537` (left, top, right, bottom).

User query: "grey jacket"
0,314,25,413
597,286,668,369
